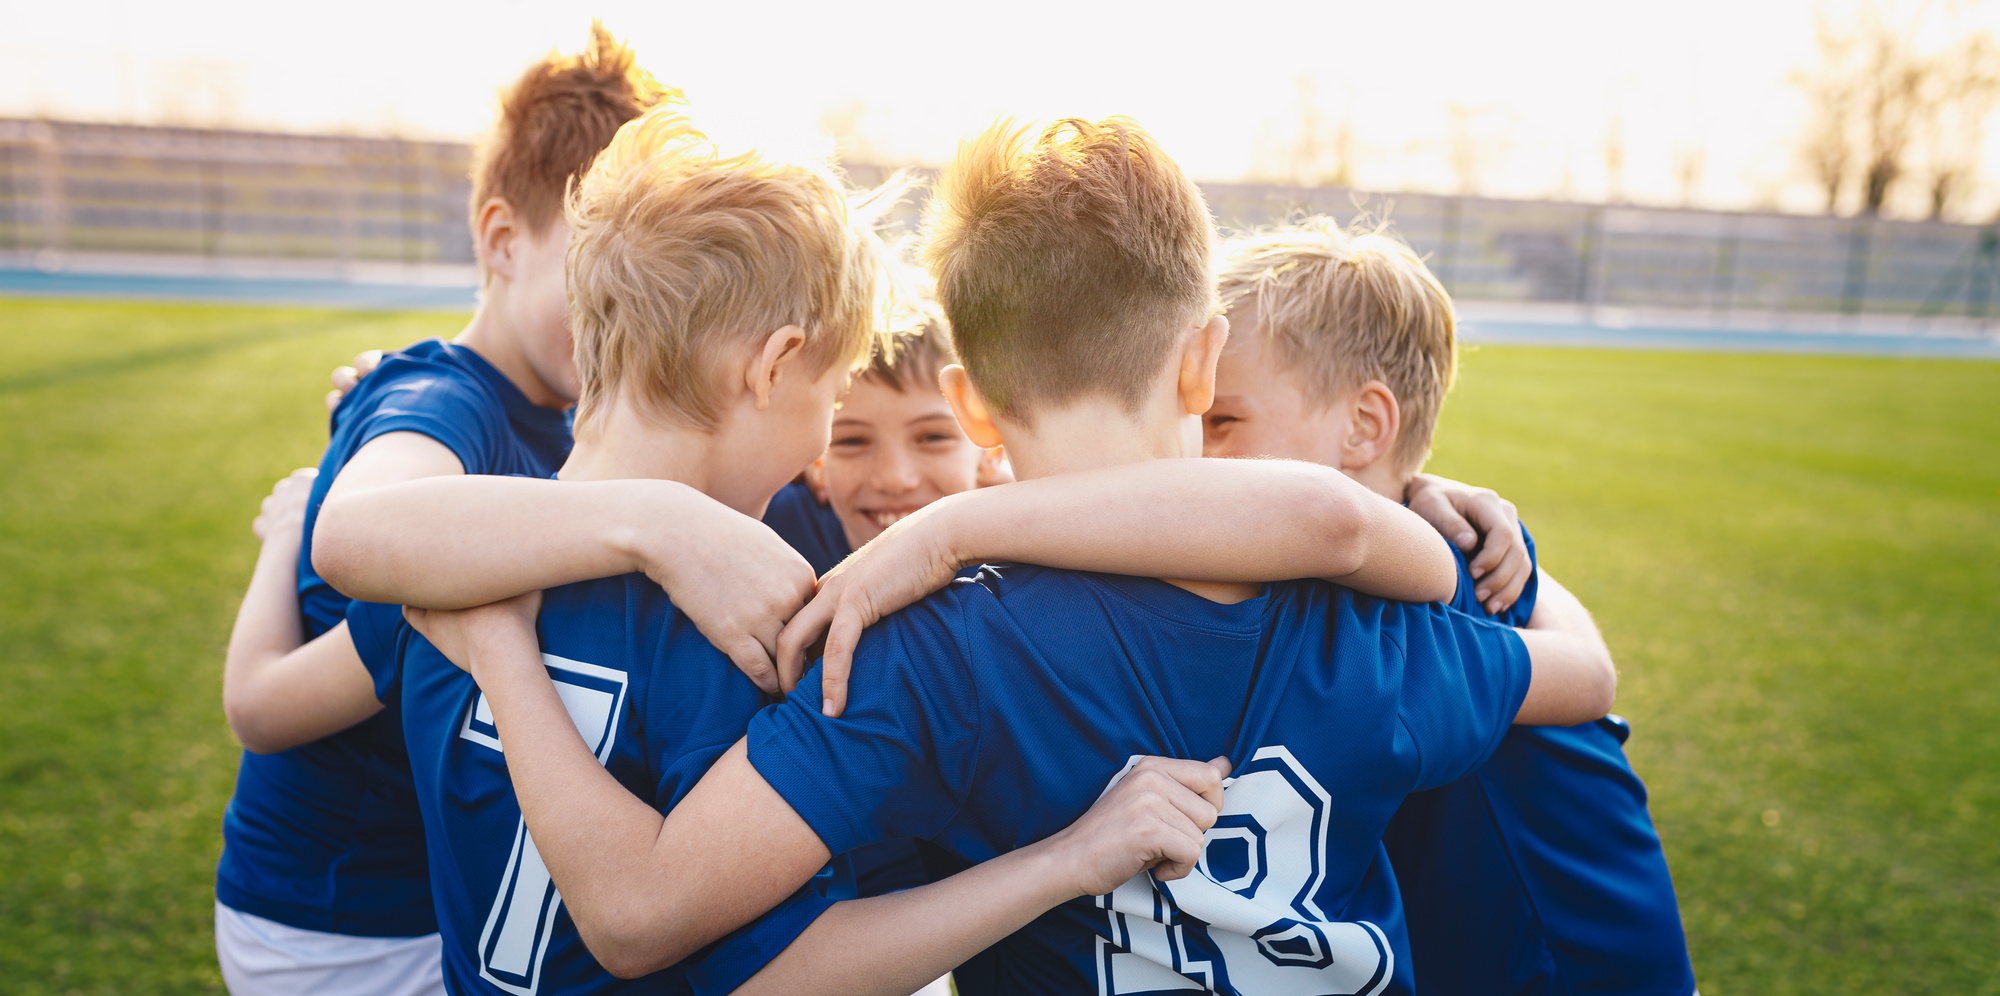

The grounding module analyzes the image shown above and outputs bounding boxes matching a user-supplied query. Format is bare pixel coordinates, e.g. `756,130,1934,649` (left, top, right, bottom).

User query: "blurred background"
0,1,1994,994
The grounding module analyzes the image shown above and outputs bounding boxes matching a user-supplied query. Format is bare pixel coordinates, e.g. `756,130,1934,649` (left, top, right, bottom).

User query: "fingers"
1125,760,1222,831
818,610,864,717
724,637,781,697
353,349,383,377
330,365,359,392
775,596,832,696
1409,487,1477,552
325,389,344,413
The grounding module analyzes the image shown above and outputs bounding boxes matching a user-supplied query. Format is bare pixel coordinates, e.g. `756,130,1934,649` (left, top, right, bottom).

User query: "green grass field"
0,297,1994,994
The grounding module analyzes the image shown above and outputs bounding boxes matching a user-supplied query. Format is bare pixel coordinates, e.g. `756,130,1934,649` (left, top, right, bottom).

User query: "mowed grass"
0,297,1993,994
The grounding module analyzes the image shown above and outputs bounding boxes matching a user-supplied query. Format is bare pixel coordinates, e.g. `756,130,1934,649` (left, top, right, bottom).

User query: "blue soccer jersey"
348,575,851,996
1384,526,1695,996
762,480,853,576
748,565,1532,996
216,337,571,936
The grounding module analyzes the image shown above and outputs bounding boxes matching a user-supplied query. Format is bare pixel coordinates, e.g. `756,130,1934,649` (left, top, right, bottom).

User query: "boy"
212,24,678,996
376,117,1619,995
1204,219,1696,995
764,287,1009,577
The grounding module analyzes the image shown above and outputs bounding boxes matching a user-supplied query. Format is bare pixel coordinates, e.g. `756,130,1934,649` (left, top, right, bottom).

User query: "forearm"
928,458,1456,601
736,846,1075,996
1513,571,1617,725
222,529,308,741
313,476,683,607
474,651,806,975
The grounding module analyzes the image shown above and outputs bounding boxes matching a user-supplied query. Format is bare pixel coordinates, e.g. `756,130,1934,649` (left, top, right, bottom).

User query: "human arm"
1510,570,1617,726
402,595,1227,981
221,468,382,753
1403,473,1532,614
317,476,816,692
732,756,1229,996
780,457,1456,713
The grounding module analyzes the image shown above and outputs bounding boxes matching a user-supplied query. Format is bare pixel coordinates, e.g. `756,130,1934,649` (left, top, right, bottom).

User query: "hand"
1043,756,1232,898
774,503,961,716
252,468,318,542
326,349,384,412
1404,474,1529,614
404,591,544,678
636,506,818,698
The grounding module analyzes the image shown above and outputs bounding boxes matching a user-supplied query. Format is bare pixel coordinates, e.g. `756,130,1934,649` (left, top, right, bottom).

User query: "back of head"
1217,218,1457,474
921,118,1217,420
565,106,894,431
470,21,676,238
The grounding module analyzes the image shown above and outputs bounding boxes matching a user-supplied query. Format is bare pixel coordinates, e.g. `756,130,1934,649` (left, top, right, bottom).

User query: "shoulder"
340,340,496,414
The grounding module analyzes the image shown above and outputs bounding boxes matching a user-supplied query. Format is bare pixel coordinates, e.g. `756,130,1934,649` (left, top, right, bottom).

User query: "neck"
997,397,1190,482
454,297,566,410
999,396,1259,605
558,397,766,517
1349,460,1409,503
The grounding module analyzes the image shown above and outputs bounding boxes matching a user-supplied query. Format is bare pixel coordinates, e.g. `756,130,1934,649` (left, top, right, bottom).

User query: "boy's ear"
473,198,522,282
1177,314,1231,417
938,365,1005,449
748,325,809,412
974,445,1013,488
803,457,831,504
1342,380,1402,470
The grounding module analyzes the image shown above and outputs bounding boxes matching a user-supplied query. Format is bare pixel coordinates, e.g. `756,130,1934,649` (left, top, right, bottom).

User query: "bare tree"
1249,76,1355,187
1672,141,1708,207
1921,34,2000,219
1793,1,2000,218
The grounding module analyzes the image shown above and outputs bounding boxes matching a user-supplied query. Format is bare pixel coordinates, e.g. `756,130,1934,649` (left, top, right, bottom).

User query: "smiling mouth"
863,509,910,530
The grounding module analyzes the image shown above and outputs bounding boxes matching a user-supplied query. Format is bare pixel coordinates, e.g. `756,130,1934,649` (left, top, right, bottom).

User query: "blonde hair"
565,106,895,431
920,118,1217,420
470,21,675,239
1217,217,1457,474
859,258,956,394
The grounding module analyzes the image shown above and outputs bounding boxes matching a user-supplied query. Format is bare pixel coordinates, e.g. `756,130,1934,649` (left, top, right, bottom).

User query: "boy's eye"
830,436,869,450
1206,415,1239,428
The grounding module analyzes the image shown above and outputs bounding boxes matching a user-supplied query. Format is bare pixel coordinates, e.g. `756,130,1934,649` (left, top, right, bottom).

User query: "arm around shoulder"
1510,570,1617,726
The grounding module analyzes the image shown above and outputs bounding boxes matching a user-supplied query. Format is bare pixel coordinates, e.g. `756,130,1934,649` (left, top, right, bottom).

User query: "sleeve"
343,599,409,704
745,596,984,858
1394,602,1533,792
347,371,501,475
680,879,840,996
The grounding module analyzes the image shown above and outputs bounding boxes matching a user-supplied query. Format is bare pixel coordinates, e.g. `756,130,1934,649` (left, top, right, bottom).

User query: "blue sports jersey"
760,480,930,898
762,480,853,576
1384,527,1695,996
216,338,571,936
348,575,850,996
748,565,1532,996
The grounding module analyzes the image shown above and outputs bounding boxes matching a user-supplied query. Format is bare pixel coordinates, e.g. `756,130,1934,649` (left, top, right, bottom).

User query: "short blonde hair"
920,118,1217,420
1217,218,1457,474
566,107,893,431
859,258,955,395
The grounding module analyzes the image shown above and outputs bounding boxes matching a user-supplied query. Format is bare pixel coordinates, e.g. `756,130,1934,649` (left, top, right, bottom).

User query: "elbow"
576,907,691,980
1306,480,1372,578
1586,651,1619,720
309,500,366,601
223,688,283,755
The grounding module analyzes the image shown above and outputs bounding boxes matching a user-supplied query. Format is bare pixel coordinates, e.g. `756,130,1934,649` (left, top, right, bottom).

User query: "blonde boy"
1207,219,1696,996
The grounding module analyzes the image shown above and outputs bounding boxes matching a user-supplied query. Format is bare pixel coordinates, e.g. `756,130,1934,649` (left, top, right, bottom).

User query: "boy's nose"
874,447,921,493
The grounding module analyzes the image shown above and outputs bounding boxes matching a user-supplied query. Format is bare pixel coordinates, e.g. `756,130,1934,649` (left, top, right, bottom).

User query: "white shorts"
215,902,445,996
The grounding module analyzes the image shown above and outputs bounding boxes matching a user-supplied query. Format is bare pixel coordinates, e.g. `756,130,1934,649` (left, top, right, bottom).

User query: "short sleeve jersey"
1384,526,1695,996
216,337,571,936
748,566,1532,996
348,576,850,996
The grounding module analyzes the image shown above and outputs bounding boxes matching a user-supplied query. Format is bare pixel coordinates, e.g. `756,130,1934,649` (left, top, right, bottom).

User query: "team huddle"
212,24,1698,996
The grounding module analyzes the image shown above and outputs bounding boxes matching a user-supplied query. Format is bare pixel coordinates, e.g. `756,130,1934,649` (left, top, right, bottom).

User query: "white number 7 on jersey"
463,654,629,996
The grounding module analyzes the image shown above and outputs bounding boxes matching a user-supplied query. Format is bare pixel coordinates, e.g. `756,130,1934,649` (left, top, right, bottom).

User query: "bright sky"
4,0,1997,216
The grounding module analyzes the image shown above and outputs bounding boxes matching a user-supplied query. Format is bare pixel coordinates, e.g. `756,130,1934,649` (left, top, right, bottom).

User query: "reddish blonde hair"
469,21,675,240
